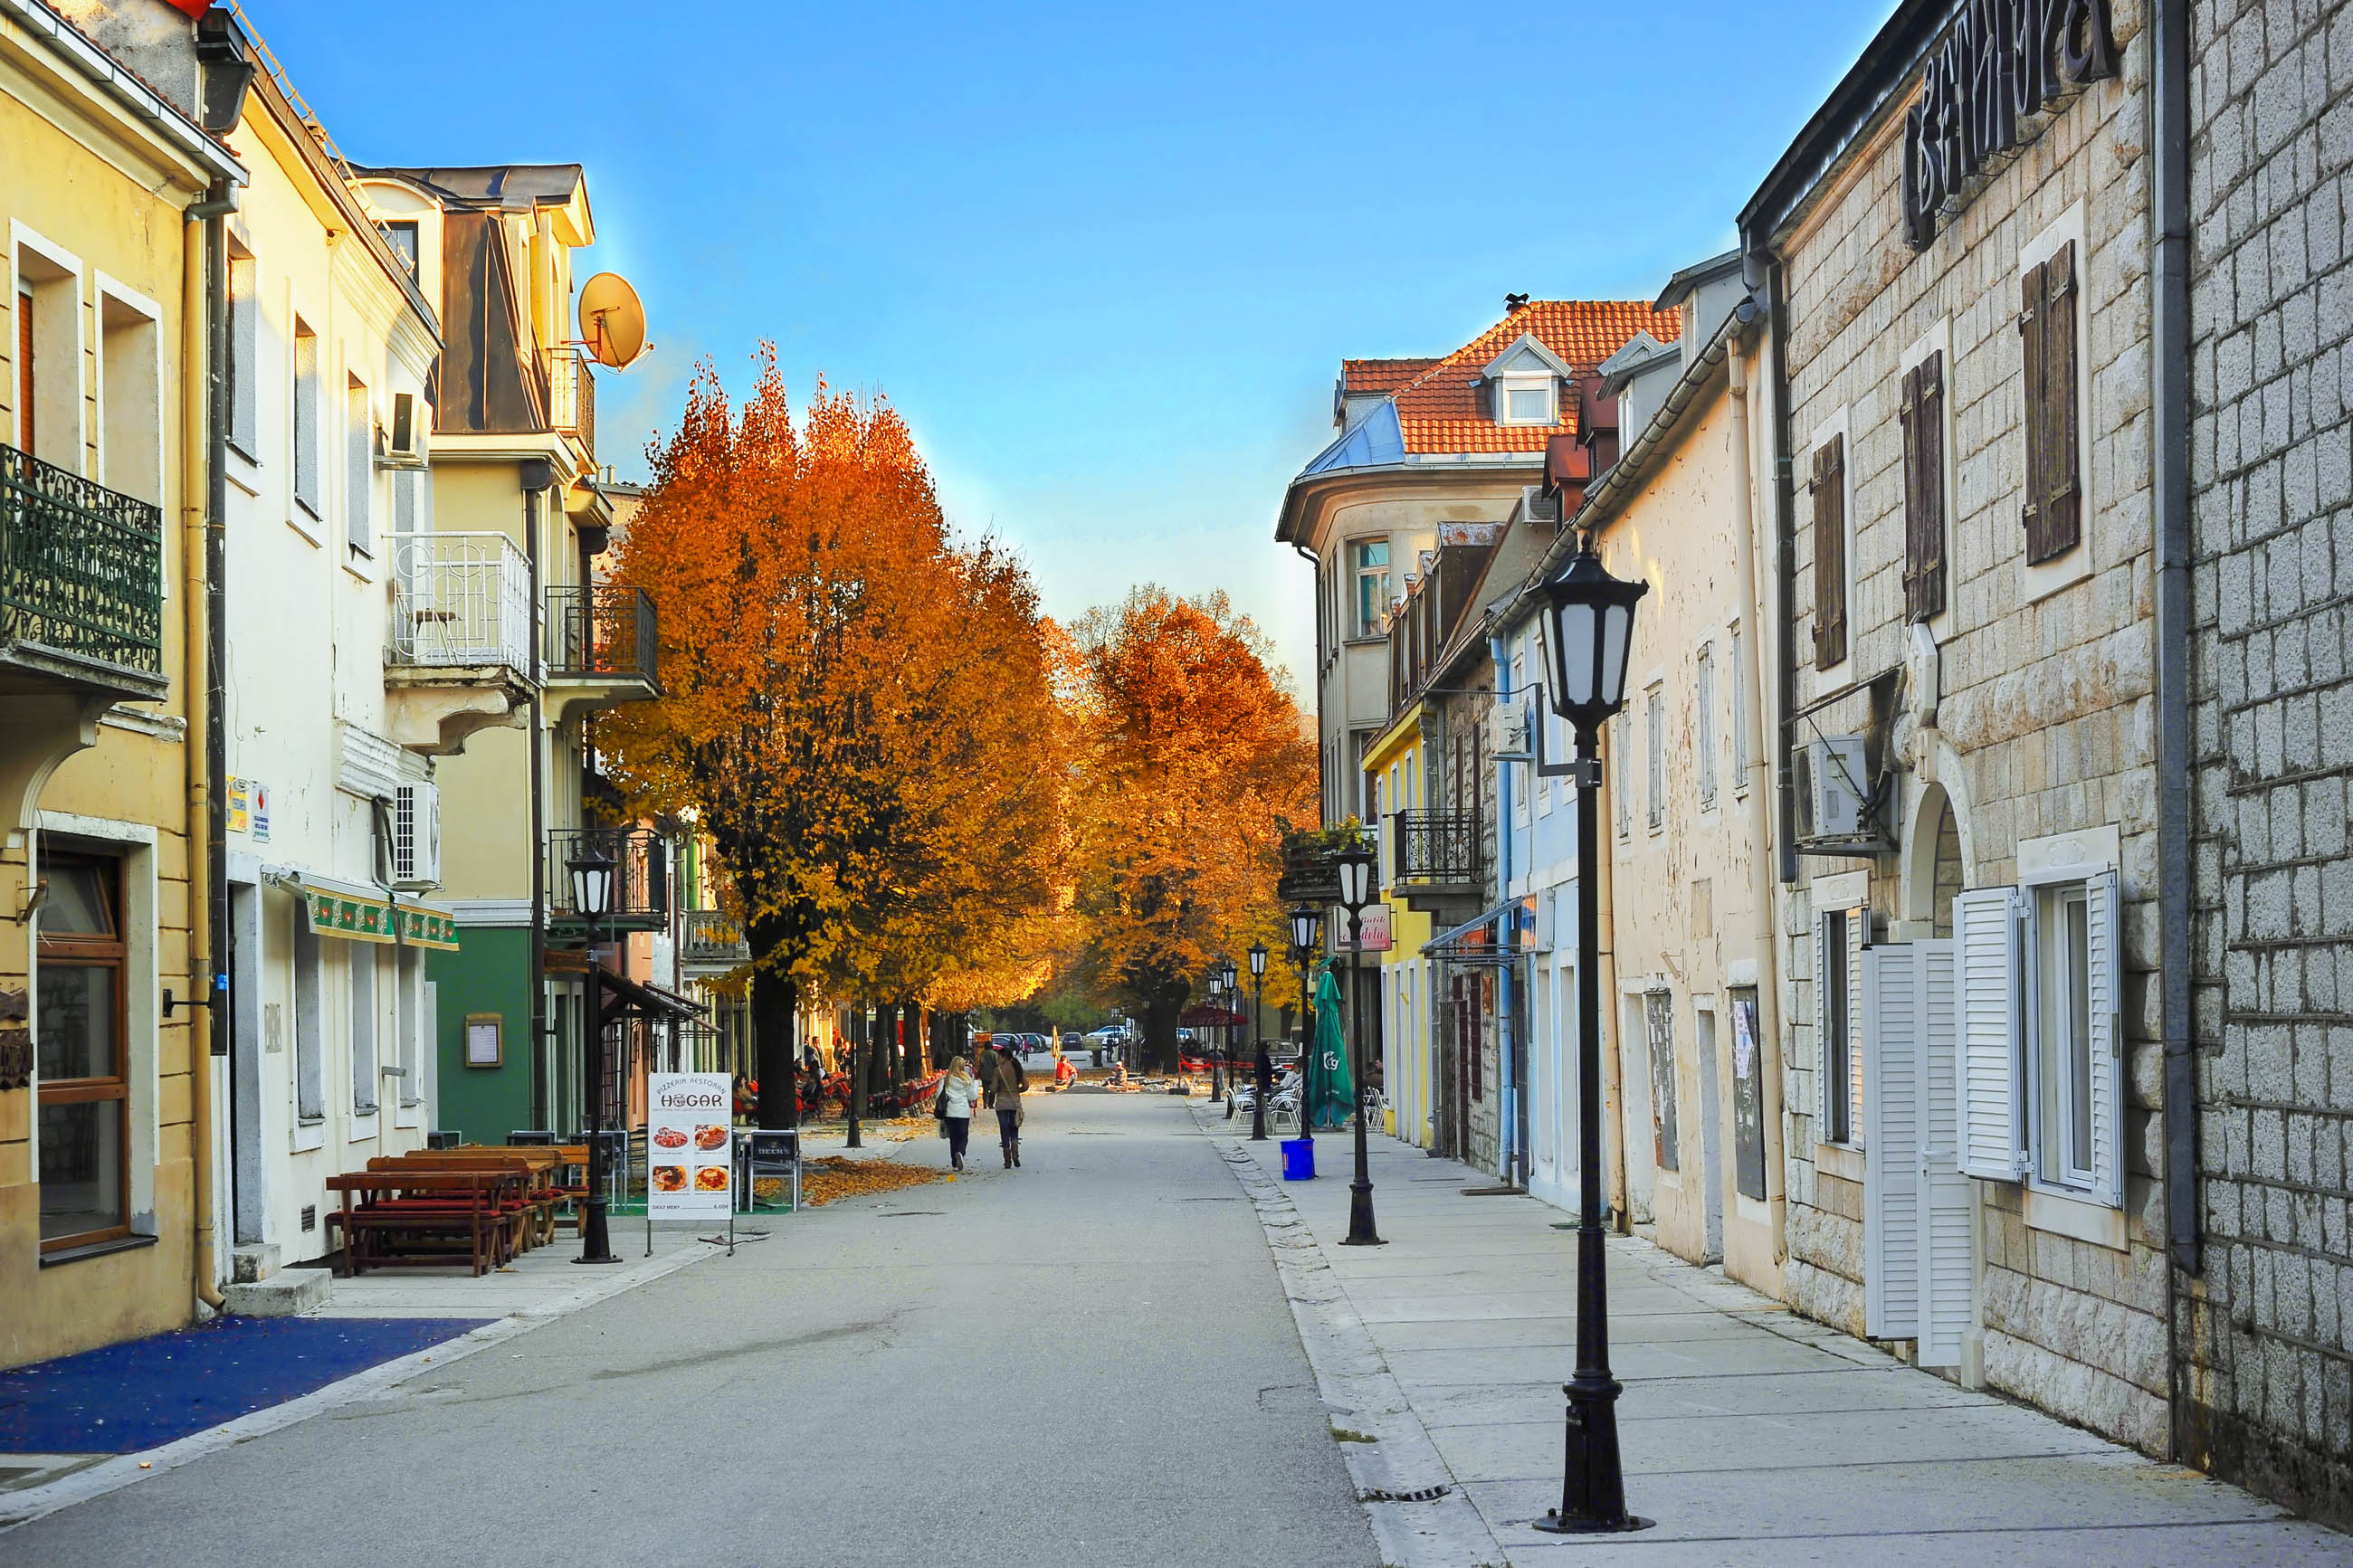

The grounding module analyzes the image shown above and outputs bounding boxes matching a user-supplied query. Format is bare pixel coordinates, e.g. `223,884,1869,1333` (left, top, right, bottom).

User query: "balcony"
382,532,534,754
542,345,595,462
543,584,659,714
1389,810,1485,923
546,825,672,931
680,909,750,974
0,442,166,700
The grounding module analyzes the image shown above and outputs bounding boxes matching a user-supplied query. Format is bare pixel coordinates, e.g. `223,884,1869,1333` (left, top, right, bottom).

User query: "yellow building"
1360,708,1431,1148
0,0,248,1361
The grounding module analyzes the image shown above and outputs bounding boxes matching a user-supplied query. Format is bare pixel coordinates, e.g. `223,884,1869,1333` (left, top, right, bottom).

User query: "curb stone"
1193,1107,1510,1568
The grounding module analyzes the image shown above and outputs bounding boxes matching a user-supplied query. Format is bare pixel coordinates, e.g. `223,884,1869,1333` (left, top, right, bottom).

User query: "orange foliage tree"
602,352,1063,1124
1066,588,1317,1071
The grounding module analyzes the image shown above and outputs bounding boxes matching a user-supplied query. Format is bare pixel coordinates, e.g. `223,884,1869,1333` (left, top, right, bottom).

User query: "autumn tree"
1065,587,1317,1071
603,352,1064,1126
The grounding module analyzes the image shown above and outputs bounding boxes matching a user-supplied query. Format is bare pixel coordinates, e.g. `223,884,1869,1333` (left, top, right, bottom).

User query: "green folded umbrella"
1309,965,1355,1130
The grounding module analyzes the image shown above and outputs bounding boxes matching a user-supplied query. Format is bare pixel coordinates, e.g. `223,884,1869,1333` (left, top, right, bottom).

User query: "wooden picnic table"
372,1149,563,1250
324,1169,520,1278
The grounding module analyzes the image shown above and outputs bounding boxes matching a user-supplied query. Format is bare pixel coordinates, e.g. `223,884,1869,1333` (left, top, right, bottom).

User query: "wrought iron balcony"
387,532,532,671
680,909,750,970
0,442,165,695
544,584,658,693
546,825,672,927
1389,810,1482,888
542,344,594,461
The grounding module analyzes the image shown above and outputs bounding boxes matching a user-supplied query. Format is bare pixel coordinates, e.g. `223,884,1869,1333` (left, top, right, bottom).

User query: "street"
0,1093,1377,1568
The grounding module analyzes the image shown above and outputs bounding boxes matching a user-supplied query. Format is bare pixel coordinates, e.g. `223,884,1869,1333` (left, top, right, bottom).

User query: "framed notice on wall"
1729,989,1768,1202
464,1013,502,1069
647,1072,732,1218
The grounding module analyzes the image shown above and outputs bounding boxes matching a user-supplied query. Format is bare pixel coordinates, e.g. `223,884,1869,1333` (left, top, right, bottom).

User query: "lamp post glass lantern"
567,849,622,1266
1533,531,1651,1535
1289,902,1322,1144
1333,844,1384,1248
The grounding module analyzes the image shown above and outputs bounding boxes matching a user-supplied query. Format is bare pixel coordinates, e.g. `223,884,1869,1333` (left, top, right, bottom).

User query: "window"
346,375,373,556
14,285,33,454
14,242,81,467
2037,884,2099,1188
1901,350,1947,619
1811,433,1848,669
227,250,257,459
1614,712,1631,841
1696,644,1718,806
293,910,324,1123
379,221,421,284
1645,990,1678,1172
351,945,379,1115
1817,907,1862,1145
1351,538,1390,637
292,318,319,518
2019,241,2082,564
1500,376,1556,424
36,851,129,1250
1729,623,1751,783
395,948,424,1109
98,290,160,506
1645,686,1665,832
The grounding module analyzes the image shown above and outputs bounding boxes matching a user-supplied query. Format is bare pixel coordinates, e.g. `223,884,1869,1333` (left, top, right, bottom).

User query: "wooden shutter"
1811,436,1847,668
2021,242,2082,564
1919,939,1972,1367
2085,868,2123,1206
1954,886,2024,1180
1862,943,1922,1341
1901,353,1947,621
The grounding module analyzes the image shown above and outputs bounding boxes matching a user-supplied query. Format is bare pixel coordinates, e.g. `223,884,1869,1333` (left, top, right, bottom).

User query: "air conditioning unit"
1521,484,1561,524
1796,736,1896,855
392,781,442,889
1486,698,1532,759
378,391,426,469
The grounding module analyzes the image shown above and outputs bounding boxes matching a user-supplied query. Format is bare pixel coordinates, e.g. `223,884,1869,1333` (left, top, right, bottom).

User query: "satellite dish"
578,272,648,370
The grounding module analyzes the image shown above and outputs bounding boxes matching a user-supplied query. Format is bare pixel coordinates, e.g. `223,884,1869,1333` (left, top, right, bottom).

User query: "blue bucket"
1281,1138,1316,1181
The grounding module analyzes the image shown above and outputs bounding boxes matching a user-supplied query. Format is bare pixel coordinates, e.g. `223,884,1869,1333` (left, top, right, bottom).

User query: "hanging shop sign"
299,887,461,950
1903,0,2116,250
647,1071,734,1218
1330,901,1393,955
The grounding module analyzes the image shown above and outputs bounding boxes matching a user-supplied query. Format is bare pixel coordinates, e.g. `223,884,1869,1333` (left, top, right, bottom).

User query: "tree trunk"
1141,997,1182,1075
846,1007,866,1148
751,959,797,1131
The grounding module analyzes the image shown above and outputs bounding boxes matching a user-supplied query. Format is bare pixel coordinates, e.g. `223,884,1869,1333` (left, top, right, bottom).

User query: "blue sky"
254,0,1895,684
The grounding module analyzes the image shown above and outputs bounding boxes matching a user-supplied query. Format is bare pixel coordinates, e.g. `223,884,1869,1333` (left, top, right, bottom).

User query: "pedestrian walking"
991,1049,1027,1167
936,1055,983,1172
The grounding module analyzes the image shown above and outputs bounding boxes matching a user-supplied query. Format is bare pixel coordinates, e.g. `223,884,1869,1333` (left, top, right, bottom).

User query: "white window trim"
343,359,376,575
1727,616,1751,795
2018,201,2094,602
1694,635,1720,811
92,272,167,610
1497,374,1558,426
288,284,322,539
11,220,87,469
1349,536,1392,641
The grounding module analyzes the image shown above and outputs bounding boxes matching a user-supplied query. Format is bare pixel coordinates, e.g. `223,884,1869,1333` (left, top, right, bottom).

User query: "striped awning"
293,879,460,951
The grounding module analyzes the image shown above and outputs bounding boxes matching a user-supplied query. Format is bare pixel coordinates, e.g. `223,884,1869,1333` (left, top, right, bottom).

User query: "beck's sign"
1903,0,2116,250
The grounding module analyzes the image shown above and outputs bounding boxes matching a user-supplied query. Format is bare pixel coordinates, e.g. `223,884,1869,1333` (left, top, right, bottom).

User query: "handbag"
933,1084,949,1119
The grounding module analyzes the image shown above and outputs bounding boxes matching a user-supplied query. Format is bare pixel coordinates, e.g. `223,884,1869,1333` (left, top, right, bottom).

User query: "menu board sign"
646,1071,732,1217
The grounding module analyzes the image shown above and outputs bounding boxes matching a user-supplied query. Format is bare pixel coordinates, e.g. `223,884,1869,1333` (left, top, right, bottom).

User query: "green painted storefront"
431,926,538,1145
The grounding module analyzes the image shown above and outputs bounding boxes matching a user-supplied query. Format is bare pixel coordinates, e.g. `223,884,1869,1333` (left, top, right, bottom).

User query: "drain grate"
1358,1484,1451,1503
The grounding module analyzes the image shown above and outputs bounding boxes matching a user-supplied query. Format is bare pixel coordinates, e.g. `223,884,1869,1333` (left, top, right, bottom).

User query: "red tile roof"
1391,300,1681,455
1341,357,1441,396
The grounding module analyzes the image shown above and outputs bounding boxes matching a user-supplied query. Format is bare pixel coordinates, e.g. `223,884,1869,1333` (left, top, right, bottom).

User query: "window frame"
1695,641,1719,808
35,850,130,1252
226,242,258,462
345,371,374,559
1350,537,1391,639
1498,375,1558,426
1644,683,1665,833
1729,621,1751,790
291,313,321,524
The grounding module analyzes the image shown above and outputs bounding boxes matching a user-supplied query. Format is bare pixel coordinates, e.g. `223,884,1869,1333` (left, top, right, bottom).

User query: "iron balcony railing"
546,825,672,925
1389,811,1482,886
388,531,533,671
680,909,750,968
541,344,594,461
0,442,164,680
544,584,658,689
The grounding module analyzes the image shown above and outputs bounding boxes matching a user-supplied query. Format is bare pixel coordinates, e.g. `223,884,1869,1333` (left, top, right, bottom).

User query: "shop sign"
228,777,271,842
647,1071,733,1217
1903,0,2116,250
1331,901,1392,954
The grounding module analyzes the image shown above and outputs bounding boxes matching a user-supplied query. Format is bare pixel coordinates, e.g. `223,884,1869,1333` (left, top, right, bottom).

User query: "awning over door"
285,872,461,951
1421,895,1547,965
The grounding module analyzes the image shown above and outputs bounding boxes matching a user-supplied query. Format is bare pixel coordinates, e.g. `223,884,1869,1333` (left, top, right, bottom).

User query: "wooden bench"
378,1148,565,1249
324,1170,518,1278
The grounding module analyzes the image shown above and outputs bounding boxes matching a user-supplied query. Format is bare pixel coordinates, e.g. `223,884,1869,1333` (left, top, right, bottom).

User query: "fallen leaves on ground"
800,1155,950,1208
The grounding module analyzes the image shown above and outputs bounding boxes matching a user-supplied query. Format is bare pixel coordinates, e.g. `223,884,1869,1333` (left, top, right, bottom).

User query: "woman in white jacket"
938,1056,985,1172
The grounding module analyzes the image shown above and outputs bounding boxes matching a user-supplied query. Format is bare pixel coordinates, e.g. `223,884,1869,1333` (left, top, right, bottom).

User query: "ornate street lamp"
1247,941,1270,1141
1218,955,1239,1113
1288,902,1322,1148
567,846,622,1266
1206,965,1228,1102
1532,532,1650,1536
1333,842,1384,1248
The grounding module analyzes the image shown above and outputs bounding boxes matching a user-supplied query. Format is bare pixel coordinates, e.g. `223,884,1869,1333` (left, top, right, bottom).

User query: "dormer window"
1499,375,1557,425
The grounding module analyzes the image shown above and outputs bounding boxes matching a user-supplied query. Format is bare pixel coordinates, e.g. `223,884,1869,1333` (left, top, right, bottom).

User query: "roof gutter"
0,0,246,185
1275,452,1541,546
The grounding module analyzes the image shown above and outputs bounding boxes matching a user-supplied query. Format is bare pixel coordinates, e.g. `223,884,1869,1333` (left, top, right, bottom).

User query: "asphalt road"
0,1091,1377,1568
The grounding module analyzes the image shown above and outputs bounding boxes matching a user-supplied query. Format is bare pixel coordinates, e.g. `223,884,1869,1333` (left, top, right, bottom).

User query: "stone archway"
1902,774,1968,937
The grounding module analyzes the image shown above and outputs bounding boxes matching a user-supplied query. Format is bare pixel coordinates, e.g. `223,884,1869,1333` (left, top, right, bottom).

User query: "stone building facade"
1741,0,2172,1451
2182,0,2353,1523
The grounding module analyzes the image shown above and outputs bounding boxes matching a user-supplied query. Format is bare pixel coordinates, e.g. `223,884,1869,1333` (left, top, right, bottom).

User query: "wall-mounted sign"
647,1071,732,1218
1903,0,2116,250
463,1012,502,1069
227,778,271,842
1331,901,1393,954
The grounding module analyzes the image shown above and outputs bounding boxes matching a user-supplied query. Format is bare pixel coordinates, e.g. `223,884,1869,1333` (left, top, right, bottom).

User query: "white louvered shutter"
1918,939,1973,1367
1815,913,1832,1137
2085,869,2123,1207
1862,944,1921,1341
1954,886,2024,1180
1848,907,1868,1148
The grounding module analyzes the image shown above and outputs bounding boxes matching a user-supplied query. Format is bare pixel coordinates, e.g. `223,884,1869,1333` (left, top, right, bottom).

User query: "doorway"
1695,1003,1724,1263
228,880,263,1246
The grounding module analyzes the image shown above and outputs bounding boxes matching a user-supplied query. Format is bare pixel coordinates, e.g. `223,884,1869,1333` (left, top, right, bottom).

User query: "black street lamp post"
1207,965,1227,1103
1248,941,1269,1141
1334,843,1384,1248
1531,533,1651,1535
1217,956,1238,1115
1288,903,1321,1146
568,847,622,1266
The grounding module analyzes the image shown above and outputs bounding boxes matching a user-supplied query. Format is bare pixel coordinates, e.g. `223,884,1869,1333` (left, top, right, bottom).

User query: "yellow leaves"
798,1155,950,1208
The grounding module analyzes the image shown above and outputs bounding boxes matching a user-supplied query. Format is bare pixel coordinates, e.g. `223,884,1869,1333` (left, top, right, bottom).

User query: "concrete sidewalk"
1201,1108,2353,1565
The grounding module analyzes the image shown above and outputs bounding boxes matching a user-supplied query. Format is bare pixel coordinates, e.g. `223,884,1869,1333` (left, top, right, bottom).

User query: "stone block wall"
2183,0,2353,1526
